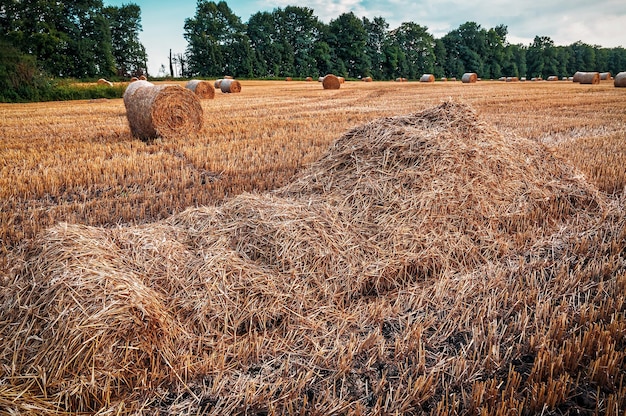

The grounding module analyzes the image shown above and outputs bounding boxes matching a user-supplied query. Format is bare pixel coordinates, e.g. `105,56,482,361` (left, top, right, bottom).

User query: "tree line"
1,0,625,97
183,1,626,80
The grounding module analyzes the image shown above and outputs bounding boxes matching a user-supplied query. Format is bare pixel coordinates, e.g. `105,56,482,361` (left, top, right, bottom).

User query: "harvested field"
1,80,625,415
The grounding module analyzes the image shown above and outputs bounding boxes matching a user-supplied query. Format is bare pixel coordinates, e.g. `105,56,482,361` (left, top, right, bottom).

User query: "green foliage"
1,0,146,79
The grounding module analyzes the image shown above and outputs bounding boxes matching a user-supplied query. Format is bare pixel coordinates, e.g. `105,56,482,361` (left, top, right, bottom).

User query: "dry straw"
185,79,215,99
420,74,435,83
322,74,341,89
615,71,626,87
462,72,477,83
2,101,623,415
124,82,203,140
220,78,242,93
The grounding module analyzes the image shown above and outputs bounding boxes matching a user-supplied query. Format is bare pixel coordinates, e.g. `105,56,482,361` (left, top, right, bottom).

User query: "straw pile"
419,74,435,83
462,72,477,83
615,71,626,87
322,74,341,89
123,82,203,140
2,101,624,414
185,79,215,99
220,78,242,93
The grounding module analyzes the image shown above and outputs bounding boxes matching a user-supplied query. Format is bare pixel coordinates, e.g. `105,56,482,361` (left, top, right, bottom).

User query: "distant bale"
138,75,147,81
223,75,233,79
130,76,139,82
450,77,457,81
220,79,242,93
285,77,292,81
615,72,626,87
306,77,313,82
440,77,447,82
338,76,345,84
322,74,341,90
547,76,559,81
214,79,223,89
506,77,519,82
420,74,435,83
600,72,611,80
97,78,113,87
124,83,203,140
520,77,527,81
578,72,600,85
362,76,373,82
498,77,506,82
318,77,324,82
185,79,215,99
461,73,477,83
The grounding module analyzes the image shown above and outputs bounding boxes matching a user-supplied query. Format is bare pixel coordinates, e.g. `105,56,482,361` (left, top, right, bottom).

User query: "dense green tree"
0,0,138,78
527,36,558,78
327,12,369,77
247,11,280,76
103,4,147,77
0,35,50,101
363,16,389,80
184,0,251,77
273,6,321,77
390,22,435,79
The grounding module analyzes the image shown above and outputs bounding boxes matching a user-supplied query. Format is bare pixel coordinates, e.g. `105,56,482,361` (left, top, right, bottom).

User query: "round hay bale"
547,76,558,81
130,76,139,82
362,76,373,82
138,75,147,81
285,77,292,81
498,77,506,82
461,72,477,83
318,76,324,82
214,79,223,89
124,83,203,140
185,79,215,99
578,72,600,84
450,77,457,81
322,74,341,90
306,77,313,82
506,77,519,82
614,72,626,87
223,75,233,79
220,79,242,93
97,78,113,87
600,72,611,80
338,76,345,84
420,74,435,83
123,79,154,106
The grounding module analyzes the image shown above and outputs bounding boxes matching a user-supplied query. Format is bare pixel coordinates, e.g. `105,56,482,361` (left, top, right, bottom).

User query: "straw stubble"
1,100,624,415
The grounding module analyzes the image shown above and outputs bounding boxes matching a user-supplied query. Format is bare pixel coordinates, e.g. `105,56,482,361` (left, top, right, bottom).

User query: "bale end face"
124,84,203,140
322,74,341,90
220,79,242,93
185,80,215,99
615,72,626,87
462,73,477,83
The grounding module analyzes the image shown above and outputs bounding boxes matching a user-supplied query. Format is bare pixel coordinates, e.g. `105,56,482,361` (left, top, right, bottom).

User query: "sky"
104,0,626,76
